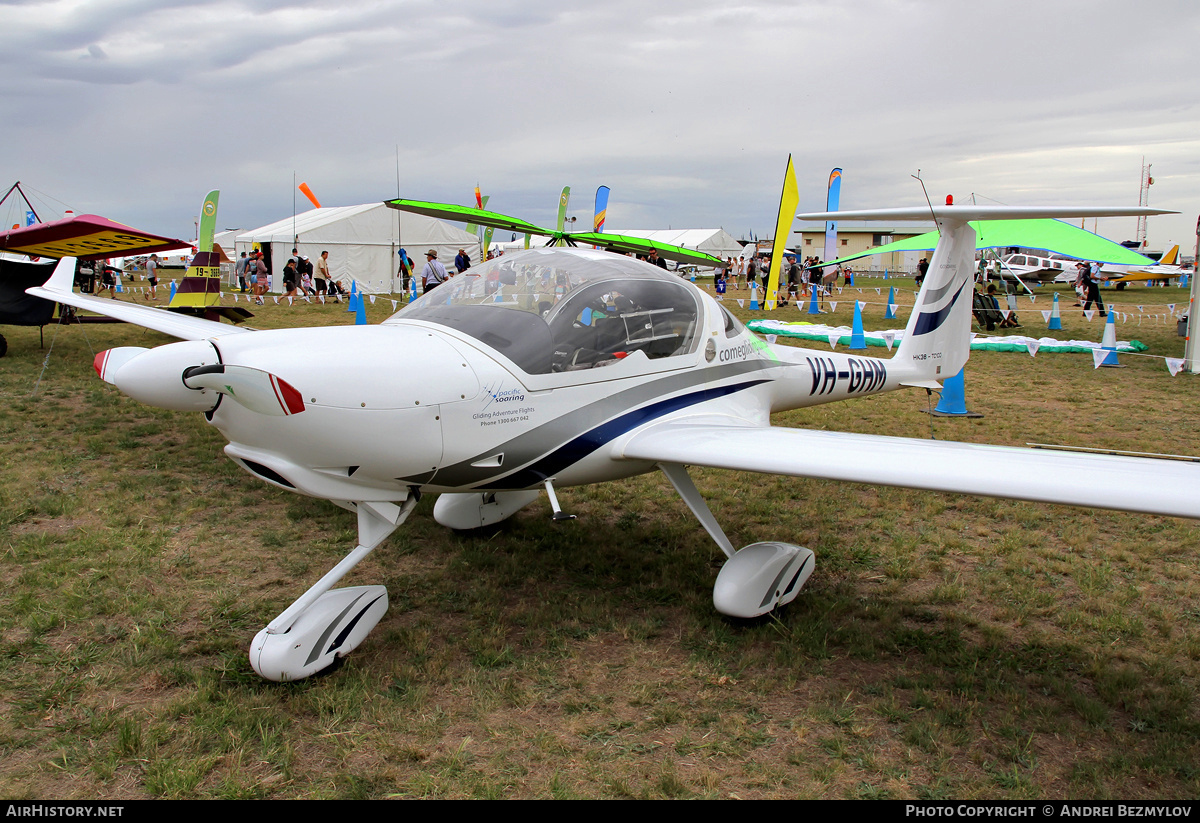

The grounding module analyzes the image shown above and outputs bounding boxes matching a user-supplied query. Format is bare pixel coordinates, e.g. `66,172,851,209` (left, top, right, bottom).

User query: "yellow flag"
765,155,800,310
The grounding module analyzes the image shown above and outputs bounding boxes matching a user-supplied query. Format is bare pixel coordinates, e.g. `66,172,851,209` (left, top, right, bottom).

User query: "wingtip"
44,256,77,293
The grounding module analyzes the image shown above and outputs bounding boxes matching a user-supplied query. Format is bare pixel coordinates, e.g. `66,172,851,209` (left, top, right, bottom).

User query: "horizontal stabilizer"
798,205,1177,223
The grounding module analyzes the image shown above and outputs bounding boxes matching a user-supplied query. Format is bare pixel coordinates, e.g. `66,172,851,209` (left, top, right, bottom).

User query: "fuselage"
179,249,918,503
994,253,1073,284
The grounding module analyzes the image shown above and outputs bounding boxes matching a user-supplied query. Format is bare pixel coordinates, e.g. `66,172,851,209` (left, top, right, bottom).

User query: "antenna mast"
1136,158,1153,250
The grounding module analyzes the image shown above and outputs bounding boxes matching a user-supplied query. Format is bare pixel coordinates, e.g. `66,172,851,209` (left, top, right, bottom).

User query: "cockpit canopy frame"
387,247,703,376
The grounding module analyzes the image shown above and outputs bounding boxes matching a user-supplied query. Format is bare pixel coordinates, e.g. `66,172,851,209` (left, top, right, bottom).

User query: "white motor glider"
28,201,1194,682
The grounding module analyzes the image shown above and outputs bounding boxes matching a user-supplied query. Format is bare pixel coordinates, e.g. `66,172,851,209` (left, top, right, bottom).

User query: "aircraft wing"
1107,268,1178,284
386,198,550,237
614,420,1200,521
386,198,724,268
565,232,724,268
27,257,251,341
0,214,190,260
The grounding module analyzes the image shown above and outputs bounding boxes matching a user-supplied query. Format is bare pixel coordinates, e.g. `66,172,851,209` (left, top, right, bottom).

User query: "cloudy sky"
2,0,1197,250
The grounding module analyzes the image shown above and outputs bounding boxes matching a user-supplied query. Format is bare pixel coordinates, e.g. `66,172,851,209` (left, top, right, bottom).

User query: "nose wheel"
249,496,418,682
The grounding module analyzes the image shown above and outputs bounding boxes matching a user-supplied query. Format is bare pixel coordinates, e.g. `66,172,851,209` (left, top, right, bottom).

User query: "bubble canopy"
386,247,703,375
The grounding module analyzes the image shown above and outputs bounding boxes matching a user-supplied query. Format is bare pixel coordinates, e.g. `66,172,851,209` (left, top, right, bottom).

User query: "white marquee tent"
235,204,481,294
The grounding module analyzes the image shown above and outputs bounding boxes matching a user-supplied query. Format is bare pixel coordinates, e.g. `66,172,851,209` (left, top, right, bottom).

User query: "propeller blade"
182,364,305,416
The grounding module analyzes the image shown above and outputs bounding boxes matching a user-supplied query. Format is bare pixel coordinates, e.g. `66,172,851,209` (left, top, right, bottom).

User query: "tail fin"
172,190,222,310
892,217,976,381
796,203,1177,384
1159,244,1180,266
184,190,220,280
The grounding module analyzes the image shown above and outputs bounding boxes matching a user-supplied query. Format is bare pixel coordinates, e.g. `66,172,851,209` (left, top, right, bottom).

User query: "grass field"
0,276,1197,799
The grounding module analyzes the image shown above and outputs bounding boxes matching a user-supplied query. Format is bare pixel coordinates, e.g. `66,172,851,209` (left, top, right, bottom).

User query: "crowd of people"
972,282,1022,331
711,253,856,307
971,258,1106,331
84,248,359,306
83,245,1141,334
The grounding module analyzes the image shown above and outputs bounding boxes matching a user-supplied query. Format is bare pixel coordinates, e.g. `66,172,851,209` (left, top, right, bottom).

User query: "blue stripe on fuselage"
480,379,769,489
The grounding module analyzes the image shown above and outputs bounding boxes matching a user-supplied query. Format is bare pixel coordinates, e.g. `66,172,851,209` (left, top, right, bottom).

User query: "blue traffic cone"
749,281,759,311
1048,293,1062,330
1180,273,1189,288
347,281,358,312
1099,310,1120,366
884,268,889,280
807,285,821,315
849,301,866,350
355,291,367,325
929,369,983,417
849,271,856,287
884,287,896,319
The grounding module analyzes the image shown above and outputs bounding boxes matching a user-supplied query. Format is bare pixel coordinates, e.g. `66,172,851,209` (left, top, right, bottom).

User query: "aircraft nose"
109,340,222,412
95,347,148,383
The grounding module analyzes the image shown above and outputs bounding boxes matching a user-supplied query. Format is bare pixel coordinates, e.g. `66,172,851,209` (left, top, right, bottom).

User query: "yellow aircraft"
1105,244,1187,284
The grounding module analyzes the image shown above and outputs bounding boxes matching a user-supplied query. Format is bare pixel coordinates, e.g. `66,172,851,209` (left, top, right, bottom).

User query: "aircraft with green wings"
386,197,725,270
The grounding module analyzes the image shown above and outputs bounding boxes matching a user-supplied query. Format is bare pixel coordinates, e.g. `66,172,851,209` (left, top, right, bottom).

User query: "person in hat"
454,248,471,274
422,249,447,292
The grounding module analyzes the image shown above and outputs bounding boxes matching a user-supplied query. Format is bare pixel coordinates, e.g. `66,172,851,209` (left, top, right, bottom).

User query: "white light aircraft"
992,251,1076,285
27,201,1196,683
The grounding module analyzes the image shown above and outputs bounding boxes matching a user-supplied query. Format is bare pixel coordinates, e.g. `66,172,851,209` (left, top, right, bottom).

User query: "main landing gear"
253,465,814,680
249,494,419,682
434,468,815,620
657,462,814,618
